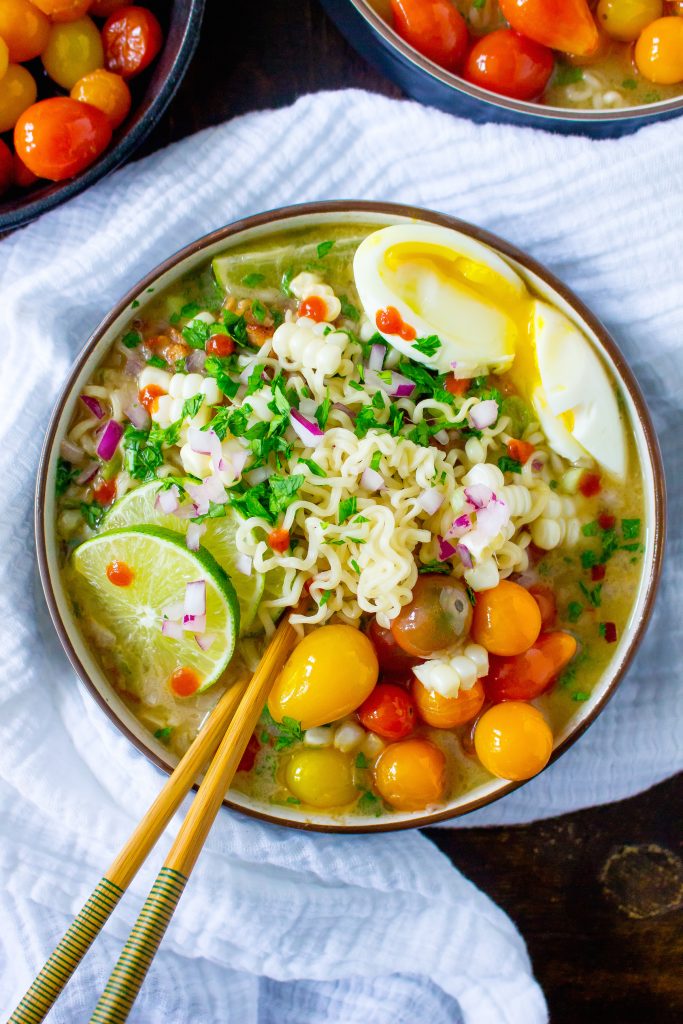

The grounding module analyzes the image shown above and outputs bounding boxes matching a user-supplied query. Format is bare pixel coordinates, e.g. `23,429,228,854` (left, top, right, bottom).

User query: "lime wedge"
71,526,240,695
103,482,264,633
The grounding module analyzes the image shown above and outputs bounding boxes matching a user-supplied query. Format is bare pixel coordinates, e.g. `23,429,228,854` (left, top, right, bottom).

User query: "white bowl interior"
40,208,660,830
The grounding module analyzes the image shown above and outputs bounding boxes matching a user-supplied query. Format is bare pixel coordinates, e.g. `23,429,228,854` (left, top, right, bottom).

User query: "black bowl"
321,0,683,137
0,0,205,233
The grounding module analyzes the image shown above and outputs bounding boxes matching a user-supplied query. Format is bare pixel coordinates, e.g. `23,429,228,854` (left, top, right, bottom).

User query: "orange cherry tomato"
464,29,554,101
358,683,416,740
528,583,556,629
498,0,599,57
374,737,447,811
391,575,473,658
13,150,39,187
299,295,328,322
169,666,201,698
206,333,235,357
93,478,117,505
15,97,112,181
506,438,535,464
471,580,542,656
367,618,419,675
484,631,578,703
474,701,553,781
0,140,13,197
0,64,38,134
579,470,601,497
412,676,485,728
0,35,9,80
71,68,131,129
635,17,683,84
106,559,134,587
137,383,165,412
0,0,50,63
267,527,290,553
445,375,470,396
102,5,163,79
32,0,92,22
390,0,469,72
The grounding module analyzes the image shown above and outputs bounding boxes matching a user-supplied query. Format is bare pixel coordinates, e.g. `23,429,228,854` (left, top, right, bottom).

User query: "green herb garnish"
316,240,335,259
339,496,357,524
242,273,265,287
55,457,79,496
122,330,142,349
412,335,441,358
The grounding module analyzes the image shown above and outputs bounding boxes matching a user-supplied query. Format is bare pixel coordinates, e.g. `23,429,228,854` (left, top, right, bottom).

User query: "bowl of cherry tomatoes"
0,0,205,231
321,0,683,136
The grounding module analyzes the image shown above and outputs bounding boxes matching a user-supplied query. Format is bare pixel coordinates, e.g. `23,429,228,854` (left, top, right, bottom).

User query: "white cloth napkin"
1,89,681,1023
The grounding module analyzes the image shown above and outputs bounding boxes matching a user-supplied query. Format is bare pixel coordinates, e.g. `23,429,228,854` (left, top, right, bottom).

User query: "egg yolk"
267,624,379,730
474,702,553,781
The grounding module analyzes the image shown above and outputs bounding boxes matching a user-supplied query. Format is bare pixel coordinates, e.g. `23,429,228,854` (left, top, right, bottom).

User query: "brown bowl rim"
35,200,667,833
346,0,683,123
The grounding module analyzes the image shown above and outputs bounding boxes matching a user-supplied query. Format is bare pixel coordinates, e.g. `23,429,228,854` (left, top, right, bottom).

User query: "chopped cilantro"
348,380,365,392
204,355,240,399
572,691,590,702
581,521,598,537
80,501,104,530
251,299,267,323
146,355,167,369
319,590,332,607
297,457,326,477
371,391,385,410
154,727,173,742
412,335,441,358
122,330,141,349
355,752,369,769
242,273,265,287
268,474,305,516
465,583,477,607
580,550,598,570
567,601,583,623
323,538,345,546
181,394,204,420
316,389,331,430
263,708,303,751
350,559,361,574
281,267,294,296
555,65,584,86
223,310,250,348
180,302,201,318
418,561,451,575
498,455,522,475
579,580,602,608
370,451,382,472
122,425,164,481
55,457,79,496
357,790,383,817
473,0,485,7
317,240,335,259
182,318,211,350
339,496,357,524
131,299,140,309
622,78,637,90
286,796,301,805
339,295,359,321
621,518,641,540
175,357,187,373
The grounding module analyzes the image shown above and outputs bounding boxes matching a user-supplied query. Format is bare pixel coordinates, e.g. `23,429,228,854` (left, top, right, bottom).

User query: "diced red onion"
432,429,449,445
60,438,84,464
235,553,252,576
196,632,216,652
464,484,493,510
366,368,415,399
161,619,183,640
124,353,145,378
185,482,209,517
186,522,205,551
156,485,180,515
290,409,325,449
185,349,206,373
477,497,510,537
446,513,472,539
456,544,473,569
184,579,206,618
246,465,272,486
189,425,220,457
332,402,356,421
96,420,124,462
161,600,185,621
368,343,386,371
450,361,458,370
418,487,444,515
227,448,249,478
173,503,199,520
468,400,499,430
125,402,151,431
361,467,384,491
81,395,104,419
76,461,99,485
532,459,543,473
202,474,228,504
437,535,457,561
183,613,206,634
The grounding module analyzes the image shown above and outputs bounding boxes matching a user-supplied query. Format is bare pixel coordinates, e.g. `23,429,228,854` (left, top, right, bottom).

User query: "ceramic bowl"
35,201,666,832
0,0,205,233
321,0,683,137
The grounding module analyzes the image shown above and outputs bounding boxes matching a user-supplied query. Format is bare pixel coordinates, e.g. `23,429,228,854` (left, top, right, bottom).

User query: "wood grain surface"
135,1,682,1019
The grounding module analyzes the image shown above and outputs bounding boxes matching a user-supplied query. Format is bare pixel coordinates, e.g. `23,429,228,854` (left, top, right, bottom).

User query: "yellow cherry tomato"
635,17,683,83
0,0,50,63
32,0,93,21
0,37,9,81
597,0,662,42
412,677,485,729
0,64,37,133
268,624,379,730
374,738,447,811
285,748,358,808
71,68,131,128
42,16,104,91
471,580,542,656
474,702,553,781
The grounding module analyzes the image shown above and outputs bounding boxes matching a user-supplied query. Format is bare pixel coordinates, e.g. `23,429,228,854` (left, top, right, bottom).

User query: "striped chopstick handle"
9,877,123,1024
88,867,187,1024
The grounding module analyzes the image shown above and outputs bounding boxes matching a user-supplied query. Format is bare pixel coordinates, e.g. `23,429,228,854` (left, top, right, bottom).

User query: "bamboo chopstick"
9,679,247,1024
87,609,298,1023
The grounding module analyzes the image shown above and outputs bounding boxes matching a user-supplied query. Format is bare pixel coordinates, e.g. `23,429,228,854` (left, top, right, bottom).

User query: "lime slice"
71,526,239,695
103,482,264,633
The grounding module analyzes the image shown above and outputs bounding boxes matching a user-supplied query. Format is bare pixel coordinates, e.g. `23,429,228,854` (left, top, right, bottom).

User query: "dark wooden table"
141,2,682,1020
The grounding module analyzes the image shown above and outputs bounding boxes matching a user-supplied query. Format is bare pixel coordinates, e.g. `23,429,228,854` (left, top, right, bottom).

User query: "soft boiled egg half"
353,223,626,479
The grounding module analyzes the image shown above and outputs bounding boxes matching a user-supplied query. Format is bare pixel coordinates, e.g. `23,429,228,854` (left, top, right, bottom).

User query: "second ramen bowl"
36,201,665,832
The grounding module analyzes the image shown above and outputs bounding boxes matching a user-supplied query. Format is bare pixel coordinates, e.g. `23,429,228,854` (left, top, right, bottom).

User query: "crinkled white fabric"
1,89,682,1022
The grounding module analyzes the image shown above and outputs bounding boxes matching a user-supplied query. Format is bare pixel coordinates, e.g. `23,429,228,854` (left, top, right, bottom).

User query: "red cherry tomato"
445,376,470,396
267,527,290,553
13,150,39,187
579,471,601,497
391,575,473,658
367,618,420,675
498,0,599,57
14,97,112,181
464,29,554,101
507,438,535,464
0,140,13,197
390,0,469,72
103,5,163,79
358,683,416,740
484,631,578,703
93,478,117,506
237,733,261,773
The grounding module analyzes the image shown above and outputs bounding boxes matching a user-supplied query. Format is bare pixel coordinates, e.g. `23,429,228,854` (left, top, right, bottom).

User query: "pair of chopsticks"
10,609,298,1024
